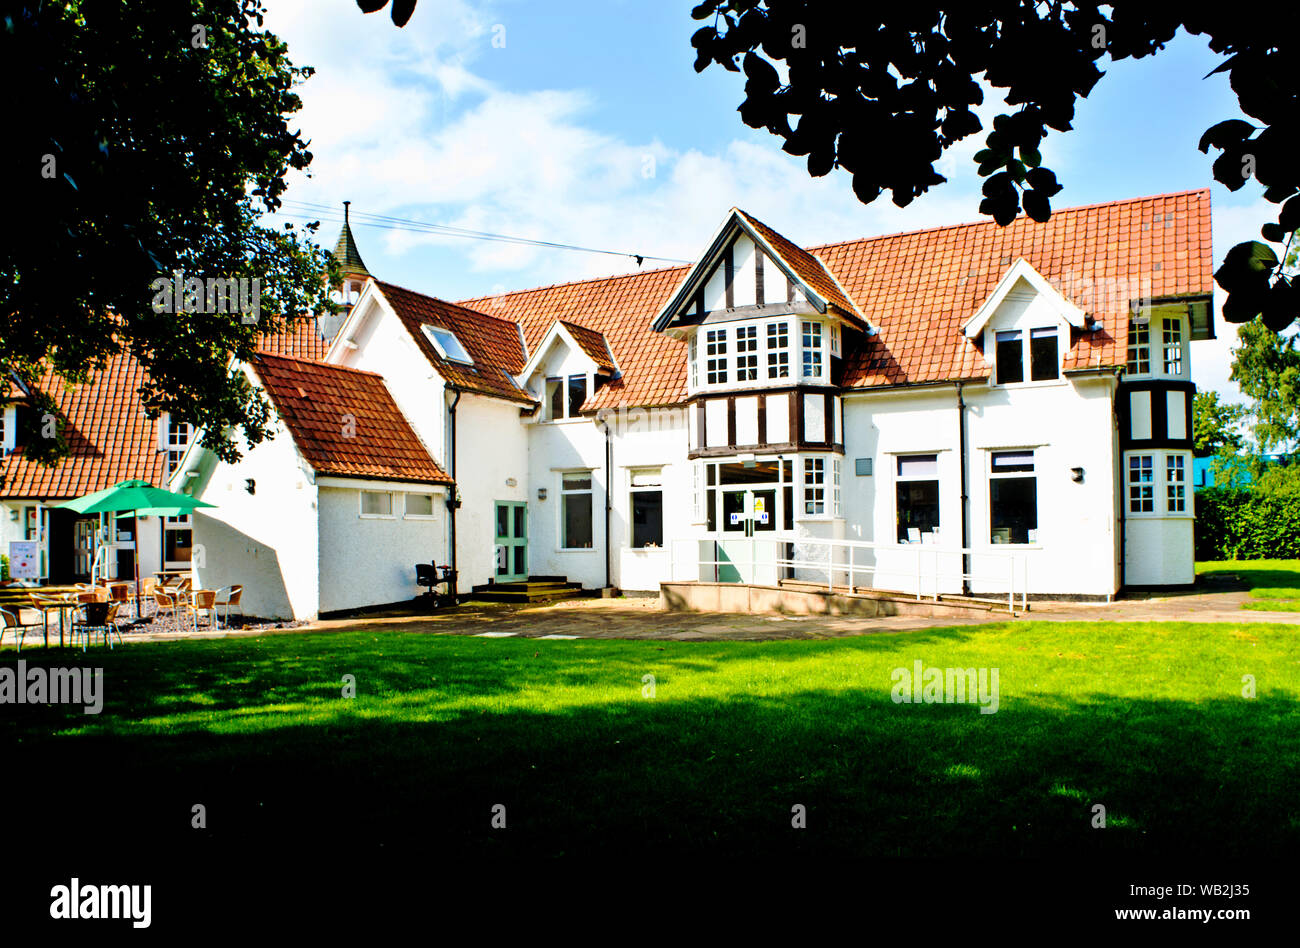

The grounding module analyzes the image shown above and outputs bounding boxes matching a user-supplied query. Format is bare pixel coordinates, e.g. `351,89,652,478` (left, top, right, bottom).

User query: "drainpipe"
601,413,612,590
446,386,462,601
956,382,971,595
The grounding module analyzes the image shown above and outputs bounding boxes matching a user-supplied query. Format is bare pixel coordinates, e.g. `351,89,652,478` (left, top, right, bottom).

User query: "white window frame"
766,320,790,380
802,456,826,516
735,325,759,382
628,467,664,548
988,449,1039,544
559,470,595,551
1161,317,1184,377
422,324,474,365
690,333,699,389
895,453,941,544
403,492,437,519
1126,317,1151,376
1166,454,1187,513
1127,454,1155,515
705,328,729,386
832,457,842,518
801,321,824,381
993,326,1061,387
360,490,395,519
166,418,192,477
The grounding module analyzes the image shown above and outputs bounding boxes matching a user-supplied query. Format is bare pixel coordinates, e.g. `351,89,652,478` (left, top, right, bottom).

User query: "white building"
168,189,1214,618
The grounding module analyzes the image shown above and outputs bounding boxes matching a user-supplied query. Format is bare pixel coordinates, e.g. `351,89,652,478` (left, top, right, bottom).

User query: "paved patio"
9,574,1297,648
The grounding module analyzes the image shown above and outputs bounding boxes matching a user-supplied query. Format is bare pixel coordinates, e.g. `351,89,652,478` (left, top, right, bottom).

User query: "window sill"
991,378,1068,391
359,514,396,520
557,547,599,553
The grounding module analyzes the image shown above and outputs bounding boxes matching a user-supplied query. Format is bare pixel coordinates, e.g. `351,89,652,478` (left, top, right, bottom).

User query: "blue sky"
264,0,1272,398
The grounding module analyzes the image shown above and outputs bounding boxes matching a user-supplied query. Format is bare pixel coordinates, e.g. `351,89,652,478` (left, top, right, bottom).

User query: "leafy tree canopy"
1193,390,1247,458
1230,232,1300,451
2,0,339,465
683,2,1300,332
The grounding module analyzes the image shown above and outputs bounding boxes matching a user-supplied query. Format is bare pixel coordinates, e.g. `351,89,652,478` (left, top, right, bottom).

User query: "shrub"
1195,486,1300,560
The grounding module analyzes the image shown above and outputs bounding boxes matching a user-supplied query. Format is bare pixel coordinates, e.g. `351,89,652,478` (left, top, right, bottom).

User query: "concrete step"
468,577,586,604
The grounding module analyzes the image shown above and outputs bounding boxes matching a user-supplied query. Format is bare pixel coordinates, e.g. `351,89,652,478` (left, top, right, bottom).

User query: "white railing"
666,536,1031,614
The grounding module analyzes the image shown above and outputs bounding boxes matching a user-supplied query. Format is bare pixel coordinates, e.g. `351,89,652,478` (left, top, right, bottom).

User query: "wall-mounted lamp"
1070,467,1085,483
538,487,548,501
506,477,517,488
8,510,19,523
245,478,256,495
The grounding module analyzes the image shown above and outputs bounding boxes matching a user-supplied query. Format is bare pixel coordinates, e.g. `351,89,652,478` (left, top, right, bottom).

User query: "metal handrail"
667,536,1031,614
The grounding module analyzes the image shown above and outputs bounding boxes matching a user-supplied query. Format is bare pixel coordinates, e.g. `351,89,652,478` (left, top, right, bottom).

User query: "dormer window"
995,326,1059,385
1125,313,1186,379
543,374,588,421
422,325,473,365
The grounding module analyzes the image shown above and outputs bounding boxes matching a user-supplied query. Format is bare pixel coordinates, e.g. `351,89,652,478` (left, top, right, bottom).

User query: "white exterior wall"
188,407,320,620
842,373,1119,598
317,482,447,613
1125,516,1194,586
456,393,530,589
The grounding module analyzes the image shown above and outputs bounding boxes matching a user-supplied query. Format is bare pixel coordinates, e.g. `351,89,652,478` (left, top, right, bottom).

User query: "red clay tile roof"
558,320,617,373
257,319,332,362
373,280,533,404
0,352,164,500
462,266,689,413
253,352,451,485
825,188,1213,387
461,189,1212,405
737,209,866,324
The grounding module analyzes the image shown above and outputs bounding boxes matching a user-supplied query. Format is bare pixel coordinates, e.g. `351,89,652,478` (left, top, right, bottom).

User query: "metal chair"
186,590,218,631
0,607,44,653
213,585,243,628
73,601,122,651
152,590,182,633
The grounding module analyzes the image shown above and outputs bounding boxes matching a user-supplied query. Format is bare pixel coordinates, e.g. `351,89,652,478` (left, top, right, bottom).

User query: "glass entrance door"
495,502,527,582
717,487,779,584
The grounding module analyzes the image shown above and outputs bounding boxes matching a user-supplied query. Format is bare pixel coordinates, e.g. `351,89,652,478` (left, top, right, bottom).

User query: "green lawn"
5,619,1298,860
1198,558,1300,610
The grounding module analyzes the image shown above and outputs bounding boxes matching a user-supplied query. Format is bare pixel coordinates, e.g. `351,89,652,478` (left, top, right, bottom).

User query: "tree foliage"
1231,318,1300,451
679,2,1300,332
1195,485,1300,560
2,1,339,465
1192,391,1247,458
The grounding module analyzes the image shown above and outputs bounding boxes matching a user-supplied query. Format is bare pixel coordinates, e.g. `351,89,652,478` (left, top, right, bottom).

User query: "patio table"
31,596,79,648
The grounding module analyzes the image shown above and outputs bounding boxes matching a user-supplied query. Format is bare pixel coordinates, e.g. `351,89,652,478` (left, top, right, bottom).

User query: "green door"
495,502,528,582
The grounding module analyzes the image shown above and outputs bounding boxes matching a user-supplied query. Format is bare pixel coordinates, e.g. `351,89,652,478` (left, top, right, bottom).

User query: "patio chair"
213,585,243,628
73,601,122,651
186,590,218,631
137,577,159,617
0,607,44,653
152,590,182,633
107,582,134,620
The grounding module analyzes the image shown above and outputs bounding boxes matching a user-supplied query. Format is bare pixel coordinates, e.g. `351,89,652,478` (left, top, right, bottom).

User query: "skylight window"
421,324,473,365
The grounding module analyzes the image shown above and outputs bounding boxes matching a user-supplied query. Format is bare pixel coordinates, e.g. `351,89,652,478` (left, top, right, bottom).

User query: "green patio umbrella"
57,479,214,617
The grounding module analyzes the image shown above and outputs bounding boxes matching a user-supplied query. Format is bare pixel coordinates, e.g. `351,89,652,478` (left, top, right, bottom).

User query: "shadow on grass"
4,628,1298,862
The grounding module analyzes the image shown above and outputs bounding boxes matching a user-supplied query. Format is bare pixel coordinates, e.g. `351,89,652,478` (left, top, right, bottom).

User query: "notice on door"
8,541,38,579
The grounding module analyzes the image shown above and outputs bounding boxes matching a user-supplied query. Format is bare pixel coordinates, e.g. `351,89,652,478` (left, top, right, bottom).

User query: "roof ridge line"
254,350,386,378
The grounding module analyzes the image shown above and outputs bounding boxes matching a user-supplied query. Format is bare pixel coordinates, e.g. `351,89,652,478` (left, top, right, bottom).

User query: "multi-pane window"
1127,318,1151,375
561,471,594,549
896,454,940,543
989,450,1037,543
630,468,664,548
404,493,435,518
166,420,191,476
706,328,728,385
164,515,192,566
832,458,842,517
995,330,1024,384
544,375,588,420
690,334,698,388
1128,455,1154,513
1166,455,1186,513
1162,318,1183,376
766,322,789,378
736,325,758,381
801,321,823,379
803,457,826,515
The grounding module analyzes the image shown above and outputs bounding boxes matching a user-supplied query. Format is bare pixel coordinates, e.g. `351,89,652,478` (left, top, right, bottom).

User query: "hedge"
1194,486,1300,560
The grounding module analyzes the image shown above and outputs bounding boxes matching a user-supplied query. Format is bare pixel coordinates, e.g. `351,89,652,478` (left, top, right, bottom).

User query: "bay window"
1166,454,1186,513
803,457,825,515
766,321,789,379
801,321,823,379
1128,455,1154,513
706,328,728,385
1162,318,1183,376
1127,318,1151,375
736,326,758,381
